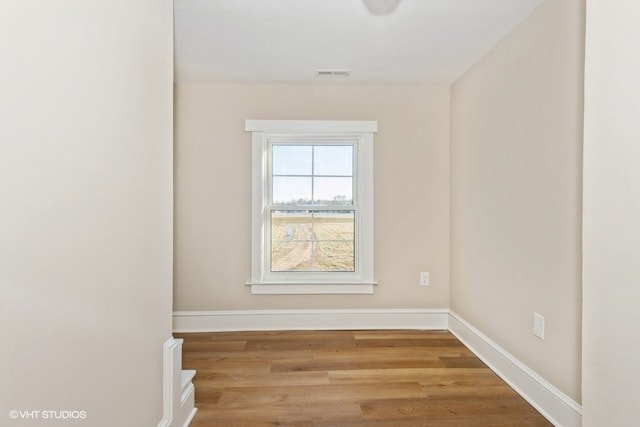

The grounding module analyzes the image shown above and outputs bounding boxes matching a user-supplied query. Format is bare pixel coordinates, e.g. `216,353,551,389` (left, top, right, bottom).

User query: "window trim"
245,120,377,295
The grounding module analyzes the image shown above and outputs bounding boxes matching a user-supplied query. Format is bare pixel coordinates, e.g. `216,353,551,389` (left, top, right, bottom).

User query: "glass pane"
270,211,355,272
272,177,311,204
271,211,313,271
271,241,313,271
314,241,354,271
313,177,352,204
271,210,312,240
272,145,312,175
314,145,353,176
313,211,354,241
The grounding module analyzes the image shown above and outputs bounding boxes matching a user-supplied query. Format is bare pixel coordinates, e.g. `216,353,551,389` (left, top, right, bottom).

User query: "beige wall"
450,0,584,402
174,83,450,310
0,1,174,426
582,0,640,424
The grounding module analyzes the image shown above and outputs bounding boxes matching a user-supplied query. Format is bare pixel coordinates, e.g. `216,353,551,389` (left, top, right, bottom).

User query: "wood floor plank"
244,336,357,352
421,384,519,400
180,330,552,426
191,386,223,405
271,356,448,373
181,340,247,352
439,356,488,368
360,397,547,419
190,401,362,426
187,358,271,373
353,330,456,340
194,371,330,388
215,382,426,408
355,338,465,348
328,367,496,385
316,413,550,427
414,370,510,387
183,348,316,362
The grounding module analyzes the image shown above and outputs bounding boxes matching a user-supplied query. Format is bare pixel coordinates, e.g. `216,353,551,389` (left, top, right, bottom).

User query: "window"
245,120,376,294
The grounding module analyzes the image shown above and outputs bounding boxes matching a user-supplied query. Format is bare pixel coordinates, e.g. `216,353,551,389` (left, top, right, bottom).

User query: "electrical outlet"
533,313,545,340
420,272,430,287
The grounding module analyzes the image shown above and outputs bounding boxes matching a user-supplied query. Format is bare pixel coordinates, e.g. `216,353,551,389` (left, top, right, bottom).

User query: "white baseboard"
448,311,582,427
171,308,582,427
173,308,449,332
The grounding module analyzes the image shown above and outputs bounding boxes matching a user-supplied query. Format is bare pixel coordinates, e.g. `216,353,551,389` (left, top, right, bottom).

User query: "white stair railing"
158,338,197,427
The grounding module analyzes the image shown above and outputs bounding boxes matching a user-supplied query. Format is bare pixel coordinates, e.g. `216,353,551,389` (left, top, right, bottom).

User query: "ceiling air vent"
315,70,351,78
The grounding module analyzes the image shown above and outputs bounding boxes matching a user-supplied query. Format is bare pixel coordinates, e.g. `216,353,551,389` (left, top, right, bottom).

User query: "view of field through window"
271,211,355,271
270,144,355,272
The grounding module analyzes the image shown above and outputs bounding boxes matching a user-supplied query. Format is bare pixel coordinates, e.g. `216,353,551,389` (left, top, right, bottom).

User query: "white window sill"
246,282,377,295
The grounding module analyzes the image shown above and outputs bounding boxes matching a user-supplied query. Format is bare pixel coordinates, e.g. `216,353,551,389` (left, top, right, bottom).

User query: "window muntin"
270,210,355,272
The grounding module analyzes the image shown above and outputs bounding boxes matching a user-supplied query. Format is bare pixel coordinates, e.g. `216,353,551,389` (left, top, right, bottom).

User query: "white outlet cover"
420,272,430,287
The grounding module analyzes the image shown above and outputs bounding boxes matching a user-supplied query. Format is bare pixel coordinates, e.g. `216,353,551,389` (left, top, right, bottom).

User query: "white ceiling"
174,0,543,85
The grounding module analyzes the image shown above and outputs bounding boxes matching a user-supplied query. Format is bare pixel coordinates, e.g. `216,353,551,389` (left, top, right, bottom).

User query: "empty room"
172,0,581,424
2,0,639,426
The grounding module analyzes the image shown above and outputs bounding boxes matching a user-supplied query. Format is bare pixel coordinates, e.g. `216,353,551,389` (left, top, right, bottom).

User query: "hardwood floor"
175,330,551,426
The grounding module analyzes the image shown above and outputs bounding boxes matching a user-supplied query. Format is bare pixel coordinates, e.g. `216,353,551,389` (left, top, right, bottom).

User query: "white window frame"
245,120,376,295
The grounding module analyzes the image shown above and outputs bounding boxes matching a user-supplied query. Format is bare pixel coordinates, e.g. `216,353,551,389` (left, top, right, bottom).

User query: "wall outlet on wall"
533,313,545,340
420,272,430,287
